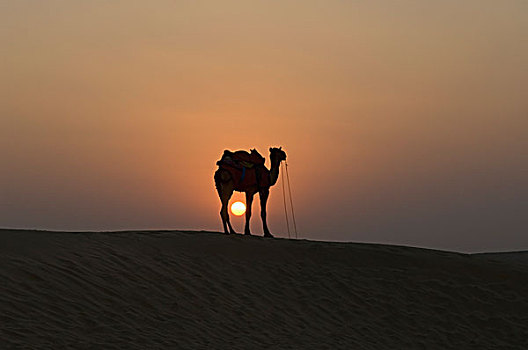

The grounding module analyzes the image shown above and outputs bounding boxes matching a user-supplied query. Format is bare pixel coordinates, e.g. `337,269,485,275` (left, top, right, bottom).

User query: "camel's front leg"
244,192,254,235
259,189,273,238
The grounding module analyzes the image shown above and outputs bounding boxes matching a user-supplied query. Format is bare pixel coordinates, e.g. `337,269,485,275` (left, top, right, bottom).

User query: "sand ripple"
1,230,527,349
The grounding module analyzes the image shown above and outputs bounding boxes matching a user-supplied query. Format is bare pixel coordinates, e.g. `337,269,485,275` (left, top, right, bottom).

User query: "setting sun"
230,201,246,216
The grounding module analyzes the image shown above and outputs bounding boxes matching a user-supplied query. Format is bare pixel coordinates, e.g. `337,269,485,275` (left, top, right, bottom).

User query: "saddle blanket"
216,149,269,190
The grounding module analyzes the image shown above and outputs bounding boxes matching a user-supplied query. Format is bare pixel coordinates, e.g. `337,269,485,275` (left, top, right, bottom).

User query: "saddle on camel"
216,149,270,191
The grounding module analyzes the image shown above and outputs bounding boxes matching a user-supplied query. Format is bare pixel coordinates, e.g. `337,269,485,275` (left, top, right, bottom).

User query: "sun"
230,201,246,216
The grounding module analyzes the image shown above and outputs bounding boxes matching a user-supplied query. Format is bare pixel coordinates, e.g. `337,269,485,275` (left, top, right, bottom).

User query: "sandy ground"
1,229,527,349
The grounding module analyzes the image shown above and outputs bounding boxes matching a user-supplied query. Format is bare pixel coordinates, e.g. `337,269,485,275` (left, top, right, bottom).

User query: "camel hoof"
263,233,274,238
244,231,252,236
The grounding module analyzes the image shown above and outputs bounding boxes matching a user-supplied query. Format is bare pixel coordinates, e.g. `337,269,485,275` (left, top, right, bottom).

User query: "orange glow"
230,201,246,216
2,1,527,250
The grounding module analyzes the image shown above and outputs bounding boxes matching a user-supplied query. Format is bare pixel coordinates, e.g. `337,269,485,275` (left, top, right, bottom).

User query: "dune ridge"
1,229,527,349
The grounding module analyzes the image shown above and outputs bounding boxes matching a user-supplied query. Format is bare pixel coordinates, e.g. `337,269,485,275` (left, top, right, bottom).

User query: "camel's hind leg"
223,195,236,234
216,173,236,234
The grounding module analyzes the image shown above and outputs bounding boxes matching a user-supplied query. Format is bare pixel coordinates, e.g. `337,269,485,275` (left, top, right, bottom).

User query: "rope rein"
285,162,298,239
282,161,298,239
281,162,291,239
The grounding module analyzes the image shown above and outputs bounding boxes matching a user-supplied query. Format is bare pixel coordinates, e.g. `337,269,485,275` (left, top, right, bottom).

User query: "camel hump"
217,149,265,168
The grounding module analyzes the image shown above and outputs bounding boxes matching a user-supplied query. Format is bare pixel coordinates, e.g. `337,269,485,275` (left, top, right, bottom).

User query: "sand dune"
1,229,527,349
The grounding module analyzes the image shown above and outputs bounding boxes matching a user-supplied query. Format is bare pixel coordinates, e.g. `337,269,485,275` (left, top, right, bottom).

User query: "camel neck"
269,158,281,186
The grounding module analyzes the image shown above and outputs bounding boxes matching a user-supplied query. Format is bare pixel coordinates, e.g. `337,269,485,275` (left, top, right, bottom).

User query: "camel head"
269,147,287,163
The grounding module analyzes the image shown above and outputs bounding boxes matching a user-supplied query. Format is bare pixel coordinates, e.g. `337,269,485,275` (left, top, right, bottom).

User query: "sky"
1,0,527,252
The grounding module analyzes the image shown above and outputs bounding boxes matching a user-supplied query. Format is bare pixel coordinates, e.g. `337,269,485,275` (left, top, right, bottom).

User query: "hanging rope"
285,161,298,239
281,162,291,239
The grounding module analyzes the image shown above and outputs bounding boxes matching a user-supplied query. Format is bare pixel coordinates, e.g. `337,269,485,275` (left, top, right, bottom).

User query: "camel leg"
227,204,236,234
220,197,236,234
244,192,254,235
259,188,273,238
219,197,230,234
218,181,236,234
226,209,236,234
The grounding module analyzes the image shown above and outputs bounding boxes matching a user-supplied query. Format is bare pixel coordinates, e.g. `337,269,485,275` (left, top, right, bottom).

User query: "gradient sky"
1,0,527,252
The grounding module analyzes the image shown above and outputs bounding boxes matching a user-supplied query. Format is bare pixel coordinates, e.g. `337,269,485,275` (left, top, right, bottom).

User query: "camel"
214,147,287,237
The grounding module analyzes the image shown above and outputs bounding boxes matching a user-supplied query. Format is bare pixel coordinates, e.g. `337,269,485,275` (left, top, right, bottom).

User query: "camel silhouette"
214,147,287,237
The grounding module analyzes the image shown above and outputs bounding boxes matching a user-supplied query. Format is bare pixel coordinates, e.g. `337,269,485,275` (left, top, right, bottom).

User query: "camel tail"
214,169,221,191
214,168,231,190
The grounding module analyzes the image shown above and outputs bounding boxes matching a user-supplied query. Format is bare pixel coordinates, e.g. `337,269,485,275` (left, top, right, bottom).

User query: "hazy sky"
1,0,527,252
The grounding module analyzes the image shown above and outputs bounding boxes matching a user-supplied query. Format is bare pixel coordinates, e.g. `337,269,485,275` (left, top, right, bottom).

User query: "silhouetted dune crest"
1,229,527,349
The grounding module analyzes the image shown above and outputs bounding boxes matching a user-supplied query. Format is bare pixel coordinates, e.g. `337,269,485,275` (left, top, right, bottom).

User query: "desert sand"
1,229,527,349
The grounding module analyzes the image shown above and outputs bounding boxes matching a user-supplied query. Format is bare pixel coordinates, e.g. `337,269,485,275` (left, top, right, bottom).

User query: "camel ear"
269,147,272,152
279,146,282,150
